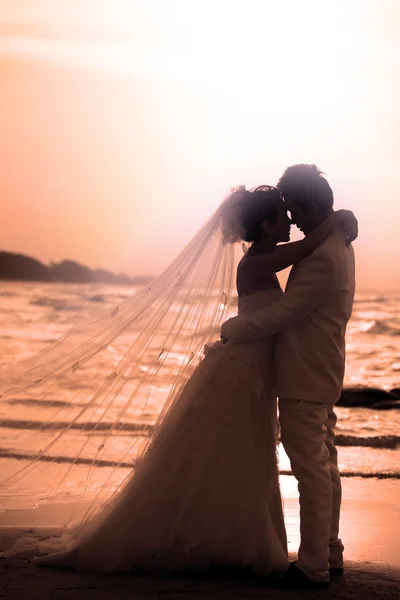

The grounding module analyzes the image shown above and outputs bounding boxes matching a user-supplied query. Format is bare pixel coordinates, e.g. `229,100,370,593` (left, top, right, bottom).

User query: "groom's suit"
222,231,355,582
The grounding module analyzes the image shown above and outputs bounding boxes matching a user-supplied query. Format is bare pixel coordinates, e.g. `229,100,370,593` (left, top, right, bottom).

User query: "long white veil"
0,195,240,544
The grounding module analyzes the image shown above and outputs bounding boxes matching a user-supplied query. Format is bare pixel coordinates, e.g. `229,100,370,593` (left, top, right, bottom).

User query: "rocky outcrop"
50,260,93,283
338,387,400,409
0,252,50,281
0,251,153,286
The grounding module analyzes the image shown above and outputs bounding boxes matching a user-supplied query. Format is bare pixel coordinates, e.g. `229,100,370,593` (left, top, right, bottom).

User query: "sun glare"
1,0,399,289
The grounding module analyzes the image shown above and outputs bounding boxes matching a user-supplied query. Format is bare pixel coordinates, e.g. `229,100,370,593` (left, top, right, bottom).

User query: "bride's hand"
333,209,358,244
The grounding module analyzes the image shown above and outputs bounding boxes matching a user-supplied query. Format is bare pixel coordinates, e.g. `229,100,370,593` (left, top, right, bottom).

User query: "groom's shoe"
290,560,343,578
329,567,344,577
274,563,329,590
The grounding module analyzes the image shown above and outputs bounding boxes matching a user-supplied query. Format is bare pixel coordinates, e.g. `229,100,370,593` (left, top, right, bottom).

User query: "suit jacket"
223,232,356,404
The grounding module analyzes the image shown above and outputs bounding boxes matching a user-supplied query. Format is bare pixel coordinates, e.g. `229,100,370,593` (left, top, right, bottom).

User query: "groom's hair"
277,164,333,214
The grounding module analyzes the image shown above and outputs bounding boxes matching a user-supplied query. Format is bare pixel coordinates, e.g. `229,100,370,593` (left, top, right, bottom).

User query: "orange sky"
1,1,399,289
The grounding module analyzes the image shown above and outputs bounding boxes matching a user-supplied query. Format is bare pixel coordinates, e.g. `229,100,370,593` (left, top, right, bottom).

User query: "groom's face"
283,197,310,234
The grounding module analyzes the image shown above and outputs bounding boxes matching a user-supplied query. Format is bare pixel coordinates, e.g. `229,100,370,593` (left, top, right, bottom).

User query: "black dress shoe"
290,560,343,578
276,563,329,590
329,567,344,577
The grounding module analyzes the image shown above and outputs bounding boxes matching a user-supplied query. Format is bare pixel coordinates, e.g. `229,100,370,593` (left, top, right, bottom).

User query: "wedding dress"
1,195,236,538
0,188,289,575
34,287,288,575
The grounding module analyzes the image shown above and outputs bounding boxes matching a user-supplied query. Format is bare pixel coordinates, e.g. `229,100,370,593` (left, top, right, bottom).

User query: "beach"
1,476,399,599
0,283,399,597
1,560,398,600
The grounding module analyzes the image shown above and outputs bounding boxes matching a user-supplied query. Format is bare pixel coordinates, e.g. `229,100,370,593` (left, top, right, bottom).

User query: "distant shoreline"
0,251,154,286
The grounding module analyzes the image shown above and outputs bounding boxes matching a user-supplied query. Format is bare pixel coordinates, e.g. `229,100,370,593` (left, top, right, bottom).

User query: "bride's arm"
241,209,357,276
222,250,335,343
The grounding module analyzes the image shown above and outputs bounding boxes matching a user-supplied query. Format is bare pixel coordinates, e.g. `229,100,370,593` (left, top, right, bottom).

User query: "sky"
0,0,399,289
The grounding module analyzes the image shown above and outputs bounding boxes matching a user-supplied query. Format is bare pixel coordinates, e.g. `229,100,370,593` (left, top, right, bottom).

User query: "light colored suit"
222,231,356,582
275,231,355,403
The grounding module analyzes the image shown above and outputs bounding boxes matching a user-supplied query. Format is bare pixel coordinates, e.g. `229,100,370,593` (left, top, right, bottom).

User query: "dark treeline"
0,251,153,286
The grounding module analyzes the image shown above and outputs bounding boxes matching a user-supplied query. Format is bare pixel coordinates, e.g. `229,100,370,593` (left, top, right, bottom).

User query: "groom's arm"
222,250,335,343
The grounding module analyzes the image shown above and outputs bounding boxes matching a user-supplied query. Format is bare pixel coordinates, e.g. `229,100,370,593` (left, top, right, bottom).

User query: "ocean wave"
354,295,389,304
361,320,400,336
6,398,80,408
334,435,399,449
0,449,134,469
29,297,84,311
0,449,398,478
0,419,153,433
0,418,399,449
354,292,400,304
0,291,17,297
279,470,399,480
85,295,106,303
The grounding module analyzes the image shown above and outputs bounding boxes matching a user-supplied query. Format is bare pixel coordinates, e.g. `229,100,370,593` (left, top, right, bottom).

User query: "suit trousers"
279,398,344,582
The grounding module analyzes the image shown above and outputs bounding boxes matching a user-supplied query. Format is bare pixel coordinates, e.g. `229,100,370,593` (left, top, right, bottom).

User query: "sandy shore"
1,476,399,599
0,559,398,600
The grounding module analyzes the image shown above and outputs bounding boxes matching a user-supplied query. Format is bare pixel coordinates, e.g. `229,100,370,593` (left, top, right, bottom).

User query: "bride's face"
270,203,292,243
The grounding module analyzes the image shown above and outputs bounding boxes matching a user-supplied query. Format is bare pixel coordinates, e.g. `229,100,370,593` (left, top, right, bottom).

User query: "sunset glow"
1,0,399,288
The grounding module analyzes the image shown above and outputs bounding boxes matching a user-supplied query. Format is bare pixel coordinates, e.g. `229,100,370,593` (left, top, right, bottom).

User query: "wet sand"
1,477,399,599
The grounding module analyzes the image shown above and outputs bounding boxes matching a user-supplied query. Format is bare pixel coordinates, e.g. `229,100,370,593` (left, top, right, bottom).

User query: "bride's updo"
220,185,282,244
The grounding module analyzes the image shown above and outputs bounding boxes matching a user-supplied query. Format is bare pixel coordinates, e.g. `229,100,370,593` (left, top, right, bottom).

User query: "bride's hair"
220,185,282,244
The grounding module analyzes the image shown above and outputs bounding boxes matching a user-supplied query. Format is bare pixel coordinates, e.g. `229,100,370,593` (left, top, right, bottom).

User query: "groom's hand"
221,316,239,343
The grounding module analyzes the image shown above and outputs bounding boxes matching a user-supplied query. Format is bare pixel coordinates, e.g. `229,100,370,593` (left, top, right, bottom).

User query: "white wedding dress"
34,288,289,576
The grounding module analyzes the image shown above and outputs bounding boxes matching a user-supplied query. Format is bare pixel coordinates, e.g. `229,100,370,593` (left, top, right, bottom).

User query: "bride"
28,185,356,576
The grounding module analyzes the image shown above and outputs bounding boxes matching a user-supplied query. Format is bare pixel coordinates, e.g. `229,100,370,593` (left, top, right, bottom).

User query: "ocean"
0,282,399,494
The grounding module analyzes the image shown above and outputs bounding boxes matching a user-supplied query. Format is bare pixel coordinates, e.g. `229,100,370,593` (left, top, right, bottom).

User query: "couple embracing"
35,164,356,590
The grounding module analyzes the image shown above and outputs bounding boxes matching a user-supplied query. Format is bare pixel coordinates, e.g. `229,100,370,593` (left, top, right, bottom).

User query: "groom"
222,164,356,589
